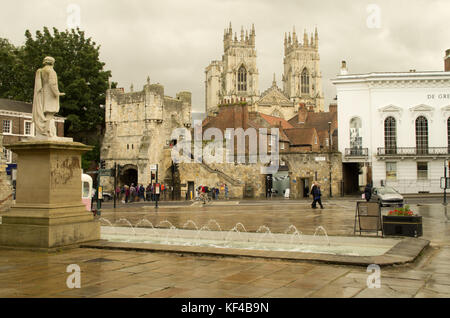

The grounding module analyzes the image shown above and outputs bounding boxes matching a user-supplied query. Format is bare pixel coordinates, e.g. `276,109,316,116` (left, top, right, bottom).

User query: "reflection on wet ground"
0,199,449,298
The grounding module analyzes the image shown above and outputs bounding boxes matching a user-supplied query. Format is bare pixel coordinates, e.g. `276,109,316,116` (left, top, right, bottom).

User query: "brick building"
0,98,65,179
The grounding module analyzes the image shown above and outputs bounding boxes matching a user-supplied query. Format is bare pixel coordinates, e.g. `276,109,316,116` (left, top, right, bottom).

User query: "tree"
0,27,115,169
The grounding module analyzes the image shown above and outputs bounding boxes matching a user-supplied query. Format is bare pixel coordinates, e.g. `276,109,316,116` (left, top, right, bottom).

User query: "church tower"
282,27,324,112
205,23,259,115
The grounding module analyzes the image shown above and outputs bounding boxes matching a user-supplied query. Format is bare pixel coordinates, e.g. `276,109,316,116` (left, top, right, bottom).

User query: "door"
187,181,194,200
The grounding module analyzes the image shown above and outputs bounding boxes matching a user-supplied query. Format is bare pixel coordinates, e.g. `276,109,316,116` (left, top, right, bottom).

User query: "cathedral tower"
205,23,259,115
282,27,324,112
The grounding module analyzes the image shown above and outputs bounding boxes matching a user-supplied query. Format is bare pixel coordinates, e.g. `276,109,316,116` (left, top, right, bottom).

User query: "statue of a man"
32,56,65,138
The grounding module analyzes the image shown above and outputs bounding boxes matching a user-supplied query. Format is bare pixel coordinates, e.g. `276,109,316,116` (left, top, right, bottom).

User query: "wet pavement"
0,199,449,298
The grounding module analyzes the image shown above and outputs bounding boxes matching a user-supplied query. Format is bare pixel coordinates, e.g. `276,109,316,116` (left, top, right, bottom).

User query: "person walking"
201,185,208,204
146,184,152,201
311,183,324,209
115,186,121,203
130,184,136,203
125,185,130,204
364,183,372,202
224,184,229,200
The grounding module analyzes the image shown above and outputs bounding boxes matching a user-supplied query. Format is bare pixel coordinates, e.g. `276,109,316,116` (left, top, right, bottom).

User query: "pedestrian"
115,186,120,202
364,183,372,202
195,186,200,201
146,184,151,201
125,185,130,203
224,184,229,200
215,187,219,200
310,182,317,208
201,185,208,204
130,183,136,202
138,184,145,201
311,183,324,209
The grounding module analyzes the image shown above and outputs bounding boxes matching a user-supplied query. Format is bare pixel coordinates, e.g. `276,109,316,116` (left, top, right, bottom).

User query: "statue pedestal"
0,140,100,250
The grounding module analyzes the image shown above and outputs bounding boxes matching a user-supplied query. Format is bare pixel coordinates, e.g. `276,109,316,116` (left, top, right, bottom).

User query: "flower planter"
382,215,423,237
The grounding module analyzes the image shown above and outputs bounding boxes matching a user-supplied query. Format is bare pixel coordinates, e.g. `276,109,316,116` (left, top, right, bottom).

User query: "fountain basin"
79,226,430,266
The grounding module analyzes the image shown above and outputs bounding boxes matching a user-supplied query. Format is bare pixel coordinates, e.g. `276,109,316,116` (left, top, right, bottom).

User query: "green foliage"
82,142,100,171
0,27,115,166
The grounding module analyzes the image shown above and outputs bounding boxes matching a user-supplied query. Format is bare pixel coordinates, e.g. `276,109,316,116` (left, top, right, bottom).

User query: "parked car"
102,192,113,201
371,186,404,207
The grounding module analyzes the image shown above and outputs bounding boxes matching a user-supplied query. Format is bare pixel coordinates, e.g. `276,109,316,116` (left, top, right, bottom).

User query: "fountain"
313,226,330,246
96,218,401,258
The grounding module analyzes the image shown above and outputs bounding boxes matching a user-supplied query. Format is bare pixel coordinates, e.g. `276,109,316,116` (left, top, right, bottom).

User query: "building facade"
333,52,450,194
1,98,65,181
205,23,324,118
176,103,340,200
100,78,192,192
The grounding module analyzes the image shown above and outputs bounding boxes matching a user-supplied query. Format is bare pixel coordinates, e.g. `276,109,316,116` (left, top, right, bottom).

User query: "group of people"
118,183,162,203
196,184,229,204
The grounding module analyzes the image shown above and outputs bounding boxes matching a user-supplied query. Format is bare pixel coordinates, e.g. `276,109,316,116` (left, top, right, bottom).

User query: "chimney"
340,61,348,75
297,103,308,123
329,103,337,113
445,49,450,72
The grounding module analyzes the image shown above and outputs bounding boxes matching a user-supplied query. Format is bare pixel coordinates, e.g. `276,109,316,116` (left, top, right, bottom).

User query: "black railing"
377,147,450,156
345,148,369,157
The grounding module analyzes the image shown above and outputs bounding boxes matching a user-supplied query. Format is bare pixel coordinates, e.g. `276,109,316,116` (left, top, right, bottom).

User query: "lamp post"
328,121,332,198
445,159,448,206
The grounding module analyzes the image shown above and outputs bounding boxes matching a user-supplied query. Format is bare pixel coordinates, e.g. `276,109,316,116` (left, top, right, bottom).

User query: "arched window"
415,116,428,154
301,68,309,94
384,117,397,154
349,117,362,155
237,66,247,92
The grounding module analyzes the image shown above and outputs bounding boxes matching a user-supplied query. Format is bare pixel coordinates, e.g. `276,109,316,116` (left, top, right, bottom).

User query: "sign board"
154,184,160,194
98,186,103,200
315,157,326,162
441,177,450,189
354,201,382,236
99,169,114,177
150,164,158,171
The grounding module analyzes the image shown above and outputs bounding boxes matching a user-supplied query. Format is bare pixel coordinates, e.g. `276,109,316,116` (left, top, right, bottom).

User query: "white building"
332,51,450,194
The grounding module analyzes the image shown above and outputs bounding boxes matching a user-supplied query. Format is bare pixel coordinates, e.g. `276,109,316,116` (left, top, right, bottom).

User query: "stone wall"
177,149,343,199
100,81,192,191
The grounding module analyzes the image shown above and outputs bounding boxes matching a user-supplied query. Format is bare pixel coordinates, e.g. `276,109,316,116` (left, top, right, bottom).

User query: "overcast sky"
1,0,449,113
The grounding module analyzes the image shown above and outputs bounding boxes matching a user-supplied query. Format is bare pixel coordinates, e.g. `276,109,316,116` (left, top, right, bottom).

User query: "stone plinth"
0,140,100,249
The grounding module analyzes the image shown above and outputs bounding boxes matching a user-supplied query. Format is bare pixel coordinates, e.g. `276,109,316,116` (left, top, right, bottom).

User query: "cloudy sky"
1,0,449,113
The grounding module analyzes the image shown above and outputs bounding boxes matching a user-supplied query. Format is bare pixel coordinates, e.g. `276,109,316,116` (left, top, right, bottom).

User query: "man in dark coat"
311,183,324,209
364,183,372,202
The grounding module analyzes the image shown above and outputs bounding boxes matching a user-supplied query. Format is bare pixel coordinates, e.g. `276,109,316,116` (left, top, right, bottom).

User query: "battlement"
284,27,318,54
223,22,256,51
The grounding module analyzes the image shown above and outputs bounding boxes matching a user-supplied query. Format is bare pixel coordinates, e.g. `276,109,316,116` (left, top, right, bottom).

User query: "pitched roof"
259,113,294,129
0,98,32,113
283,127,317,146
288,111,336,132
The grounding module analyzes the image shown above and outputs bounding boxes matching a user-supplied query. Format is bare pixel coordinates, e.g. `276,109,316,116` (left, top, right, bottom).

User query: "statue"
32,56,65,138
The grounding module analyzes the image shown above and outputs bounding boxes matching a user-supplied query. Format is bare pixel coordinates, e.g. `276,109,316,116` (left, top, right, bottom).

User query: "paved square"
1,199,449,298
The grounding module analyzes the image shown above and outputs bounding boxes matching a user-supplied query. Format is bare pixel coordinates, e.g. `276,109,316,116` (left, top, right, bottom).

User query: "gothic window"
384,117,397,154
301,68,309,94
349,117,362,155
415,116,428,154
237,66,247,92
